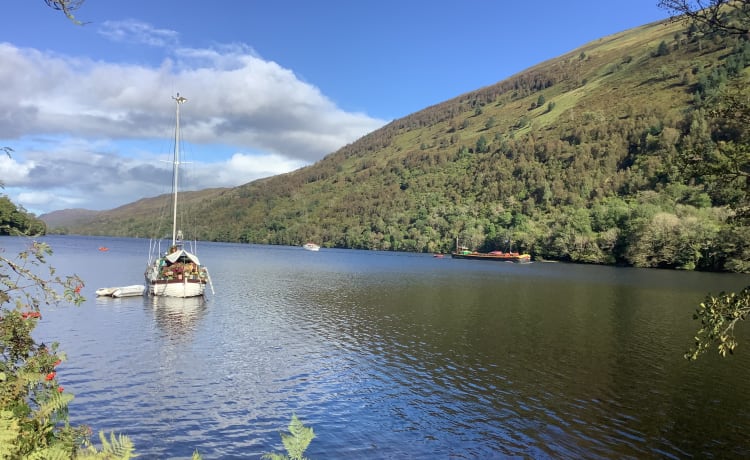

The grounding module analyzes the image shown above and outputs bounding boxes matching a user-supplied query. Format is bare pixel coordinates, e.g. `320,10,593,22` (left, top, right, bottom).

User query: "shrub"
0,240,136,458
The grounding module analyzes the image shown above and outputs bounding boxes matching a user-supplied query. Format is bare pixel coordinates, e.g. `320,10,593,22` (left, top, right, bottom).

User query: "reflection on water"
9,236,750,459
148,296,208,340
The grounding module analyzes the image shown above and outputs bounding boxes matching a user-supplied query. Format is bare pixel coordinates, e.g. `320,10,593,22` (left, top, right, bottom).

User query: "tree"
658,0,750,359
0,196,46,236
475,135,489,154
682,91,750,357
656,40,671,56
684,85,750,219
658,0,750,36
43,0,86,23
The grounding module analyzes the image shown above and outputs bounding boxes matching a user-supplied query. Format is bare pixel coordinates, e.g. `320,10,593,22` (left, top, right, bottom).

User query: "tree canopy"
659,0,750,35
43,0,86,23
656,0,750,359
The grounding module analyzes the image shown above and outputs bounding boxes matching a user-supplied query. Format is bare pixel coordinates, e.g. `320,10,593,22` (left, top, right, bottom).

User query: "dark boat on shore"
451,249,532,263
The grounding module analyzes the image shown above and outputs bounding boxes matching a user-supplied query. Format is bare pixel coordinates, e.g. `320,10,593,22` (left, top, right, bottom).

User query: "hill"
42,188,229,238
39,208,101,229
47,16,750,272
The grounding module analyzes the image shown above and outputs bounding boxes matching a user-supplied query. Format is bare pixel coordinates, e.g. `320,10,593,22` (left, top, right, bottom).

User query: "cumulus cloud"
205,153,307,187
0,40,383,160
0,23,386,214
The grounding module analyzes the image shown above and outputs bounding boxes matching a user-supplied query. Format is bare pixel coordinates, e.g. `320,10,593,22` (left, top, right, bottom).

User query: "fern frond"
27,446,73,460
281,414,314,460
98,430,137,458
36,391,74,420
260,454,289,460
0,410,21,459
262,415,315,460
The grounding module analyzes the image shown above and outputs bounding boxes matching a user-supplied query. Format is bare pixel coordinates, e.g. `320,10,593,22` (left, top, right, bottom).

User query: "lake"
3,235,750,459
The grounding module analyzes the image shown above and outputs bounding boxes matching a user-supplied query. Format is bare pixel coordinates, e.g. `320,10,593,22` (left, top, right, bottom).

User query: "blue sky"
1,1,668,215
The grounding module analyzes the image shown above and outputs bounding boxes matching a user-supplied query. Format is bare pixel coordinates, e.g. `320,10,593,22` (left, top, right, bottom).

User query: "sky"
1,1,669,216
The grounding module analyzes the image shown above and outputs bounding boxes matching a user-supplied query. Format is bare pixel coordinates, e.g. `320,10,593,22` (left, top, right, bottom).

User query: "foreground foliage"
43,0,86,24
657,0,750,360
659,0,750,36
686,287,750,360
262,415,315,460
0,240,137,458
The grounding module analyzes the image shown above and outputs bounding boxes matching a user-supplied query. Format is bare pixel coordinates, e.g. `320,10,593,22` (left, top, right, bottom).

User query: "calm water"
3,235,750,459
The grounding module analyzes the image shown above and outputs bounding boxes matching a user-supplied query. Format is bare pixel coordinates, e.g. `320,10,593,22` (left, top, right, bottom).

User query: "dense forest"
0,196,46,236
49,14,750,273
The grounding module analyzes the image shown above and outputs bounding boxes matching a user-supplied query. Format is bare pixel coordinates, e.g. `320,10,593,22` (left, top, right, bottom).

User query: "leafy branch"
686,287,750,359
658,0,750,36
43,0,87,24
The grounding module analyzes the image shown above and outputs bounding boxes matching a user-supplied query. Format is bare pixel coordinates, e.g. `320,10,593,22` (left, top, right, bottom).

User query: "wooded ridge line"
41,16,750,273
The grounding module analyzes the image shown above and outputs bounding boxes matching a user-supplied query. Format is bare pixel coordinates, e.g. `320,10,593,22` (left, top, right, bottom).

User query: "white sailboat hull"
148,279,206,298
145,247,208,298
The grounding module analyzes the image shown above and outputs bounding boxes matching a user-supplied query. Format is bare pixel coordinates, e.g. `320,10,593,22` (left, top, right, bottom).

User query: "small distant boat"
96,287,116,296
98,247,109,252
96,285,146,298
433,253,445,258
303,242,321,251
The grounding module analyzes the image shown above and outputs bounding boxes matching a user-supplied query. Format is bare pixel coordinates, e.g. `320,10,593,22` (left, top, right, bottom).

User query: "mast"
171,94,187,246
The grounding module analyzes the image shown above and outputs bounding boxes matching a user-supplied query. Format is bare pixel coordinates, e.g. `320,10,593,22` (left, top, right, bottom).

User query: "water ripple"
14,237,750,458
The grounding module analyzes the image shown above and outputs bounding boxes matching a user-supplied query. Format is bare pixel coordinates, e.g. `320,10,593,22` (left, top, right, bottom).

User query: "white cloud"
17,190,83,210
207,152,306,187
3,140,305,214
0,152,34,186
0,40,384,160
0,29,387,215
97,20,180,48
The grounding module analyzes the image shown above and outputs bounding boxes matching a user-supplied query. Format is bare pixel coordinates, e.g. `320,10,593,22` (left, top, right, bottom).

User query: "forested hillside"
50,16,750,272
0,196,46,236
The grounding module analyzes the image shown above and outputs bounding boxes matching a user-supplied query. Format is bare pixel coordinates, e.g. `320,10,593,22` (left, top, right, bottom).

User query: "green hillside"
0,195,46,236
51,17,750,272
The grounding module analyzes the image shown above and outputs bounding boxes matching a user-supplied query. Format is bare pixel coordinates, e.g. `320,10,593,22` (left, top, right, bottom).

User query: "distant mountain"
49,16,750,272
39,208,100,229
42,188,229,238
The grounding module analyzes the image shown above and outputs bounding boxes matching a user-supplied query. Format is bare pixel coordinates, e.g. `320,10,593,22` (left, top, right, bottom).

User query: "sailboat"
145,94,213,298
